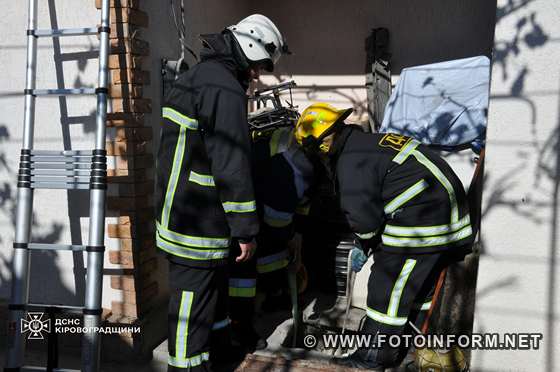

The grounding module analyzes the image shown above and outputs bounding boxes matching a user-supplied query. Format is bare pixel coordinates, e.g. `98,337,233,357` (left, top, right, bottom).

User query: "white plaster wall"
0,1,177,310
0,0,110,307
473,1,560,371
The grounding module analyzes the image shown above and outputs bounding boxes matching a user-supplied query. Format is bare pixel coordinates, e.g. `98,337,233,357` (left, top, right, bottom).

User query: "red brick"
109,23,142,39
112,127,153,142
109,250,134,267
109,84,143,98
111,69,150,85
107,195,151,212
108,54,144,70
111,275,136,291
110,38,149,56
106,112,145,127
106,141,147,156
111,98,152,113
95,0,140,9
115,154,153,170
107,168,148,182
110,8,149,27
111,301,138,318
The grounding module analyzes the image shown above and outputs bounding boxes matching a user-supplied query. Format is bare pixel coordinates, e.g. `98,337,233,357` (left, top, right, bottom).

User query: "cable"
169,0,198,62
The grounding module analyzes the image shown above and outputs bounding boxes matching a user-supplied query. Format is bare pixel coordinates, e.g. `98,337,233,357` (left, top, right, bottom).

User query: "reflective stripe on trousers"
366,259,417,326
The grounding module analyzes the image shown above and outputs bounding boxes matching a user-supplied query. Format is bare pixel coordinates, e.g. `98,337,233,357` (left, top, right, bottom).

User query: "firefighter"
155,15,288,371
293,103,474,370
228,125,315,350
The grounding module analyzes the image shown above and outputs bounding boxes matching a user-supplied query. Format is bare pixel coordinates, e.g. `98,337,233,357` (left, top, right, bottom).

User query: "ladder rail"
6,0,39,369
6,1,110,371
82,1,110,371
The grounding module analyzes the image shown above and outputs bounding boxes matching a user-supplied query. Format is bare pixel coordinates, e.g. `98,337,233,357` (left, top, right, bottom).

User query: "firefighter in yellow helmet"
295,103,473,370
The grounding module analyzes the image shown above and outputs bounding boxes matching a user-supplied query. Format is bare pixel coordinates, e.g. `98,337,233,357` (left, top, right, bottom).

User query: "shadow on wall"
467,0,558,371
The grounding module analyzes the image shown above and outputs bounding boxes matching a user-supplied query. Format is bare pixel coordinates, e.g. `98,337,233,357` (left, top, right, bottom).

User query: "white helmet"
227,14,288,72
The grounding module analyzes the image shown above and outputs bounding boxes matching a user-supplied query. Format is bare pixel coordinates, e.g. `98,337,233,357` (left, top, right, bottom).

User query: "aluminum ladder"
5,0,110,371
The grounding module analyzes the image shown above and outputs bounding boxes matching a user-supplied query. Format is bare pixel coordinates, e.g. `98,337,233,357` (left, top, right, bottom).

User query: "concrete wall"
473,1,560,371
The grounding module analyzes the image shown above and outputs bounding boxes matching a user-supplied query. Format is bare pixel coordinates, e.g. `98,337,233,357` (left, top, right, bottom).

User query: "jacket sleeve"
199,86,259,239
337,153,384,239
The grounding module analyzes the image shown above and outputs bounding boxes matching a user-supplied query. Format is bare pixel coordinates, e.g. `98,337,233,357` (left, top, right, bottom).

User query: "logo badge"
21,312,51,340
379,133,412,151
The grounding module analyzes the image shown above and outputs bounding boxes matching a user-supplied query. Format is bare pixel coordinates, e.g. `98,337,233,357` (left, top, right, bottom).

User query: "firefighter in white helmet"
156,14,288,371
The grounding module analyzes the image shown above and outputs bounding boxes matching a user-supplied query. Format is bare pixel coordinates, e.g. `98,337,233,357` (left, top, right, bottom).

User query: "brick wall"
96,0,166,359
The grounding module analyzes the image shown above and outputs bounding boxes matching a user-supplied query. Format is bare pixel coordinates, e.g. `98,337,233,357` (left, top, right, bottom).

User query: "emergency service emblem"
21,312,51,340
379,133,412,151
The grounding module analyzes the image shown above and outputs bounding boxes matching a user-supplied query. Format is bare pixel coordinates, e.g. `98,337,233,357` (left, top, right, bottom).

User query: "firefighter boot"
332,347,385,371
231,320,268,351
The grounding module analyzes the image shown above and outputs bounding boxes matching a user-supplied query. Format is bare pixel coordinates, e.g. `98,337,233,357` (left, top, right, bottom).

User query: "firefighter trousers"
360,249,467,368
228,238,290,323
167,261,229,372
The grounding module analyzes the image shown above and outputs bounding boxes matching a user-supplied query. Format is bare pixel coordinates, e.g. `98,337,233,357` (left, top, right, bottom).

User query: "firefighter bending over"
294,102,474,370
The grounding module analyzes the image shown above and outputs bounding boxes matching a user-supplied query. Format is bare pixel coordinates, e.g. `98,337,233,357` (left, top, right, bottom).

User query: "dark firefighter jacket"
252,128,315,272
331,125,474,254
155,32,259,268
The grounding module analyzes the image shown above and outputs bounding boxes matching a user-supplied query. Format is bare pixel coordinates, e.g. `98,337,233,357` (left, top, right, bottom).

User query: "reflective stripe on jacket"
334,126,473,254
155,60,259,267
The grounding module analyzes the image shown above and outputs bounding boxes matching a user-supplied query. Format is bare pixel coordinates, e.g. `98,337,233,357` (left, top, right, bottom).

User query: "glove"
350,247,368,273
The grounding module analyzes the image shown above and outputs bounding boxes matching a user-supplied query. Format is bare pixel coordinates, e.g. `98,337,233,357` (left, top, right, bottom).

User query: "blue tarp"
379,56,490,151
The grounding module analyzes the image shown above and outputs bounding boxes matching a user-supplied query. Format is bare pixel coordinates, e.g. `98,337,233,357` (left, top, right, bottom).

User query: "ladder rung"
27,243,86,252
31,176,90,183
27,303,85,315
30,150,93,156
31,169,91,176
22,367,80,372
31,182,91,190
31,88,96,96
32,27,98,38
32,163,92,170
31,156,92,163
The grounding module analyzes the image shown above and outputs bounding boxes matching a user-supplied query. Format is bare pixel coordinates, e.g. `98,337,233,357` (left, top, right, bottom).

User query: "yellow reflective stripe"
257,250,290,273
161,127,187,228
421,301,432,311
188,170,215,187
222,201,256,213
385,215,471,237
387,259,416,317
295,203,311,216
156,235,229,260
412,150,459,223
269,129,283,156
384,179,429,215
162,107,199,130
382,225,473,248
263,205,293,227
156,222,229,248
212,318,231,330
168,352,209,368
229,278,257,297
269,127,291,156
366,306,408,326
355,231,377,240
228,287,256,298
175,291,194,359
392,139,420,165
264,217,292,228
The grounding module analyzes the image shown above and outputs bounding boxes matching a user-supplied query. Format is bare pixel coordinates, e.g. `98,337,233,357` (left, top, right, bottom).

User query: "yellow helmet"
294,103,353,153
